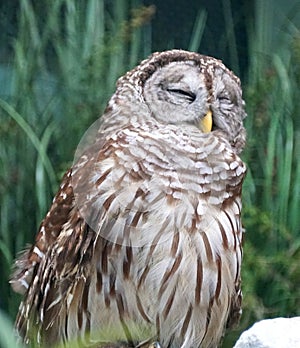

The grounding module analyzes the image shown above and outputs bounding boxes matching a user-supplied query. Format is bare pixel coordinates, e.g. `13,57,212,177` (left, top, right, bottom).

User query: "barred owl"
11,49,247,348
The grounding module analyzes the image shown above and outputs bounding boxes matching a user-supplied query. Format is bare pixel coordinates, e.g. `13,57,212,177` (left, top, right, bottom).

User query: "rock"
233,317,300,348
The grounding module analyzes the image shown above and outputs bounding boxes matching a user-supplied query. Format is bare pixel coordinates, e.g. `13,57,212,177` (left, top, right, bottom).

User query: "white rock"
233,317,300,348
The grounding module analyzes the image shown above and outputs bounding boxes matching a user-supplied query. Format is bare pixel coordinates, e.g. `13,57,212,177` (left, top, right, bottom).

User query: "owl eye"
166,88,196,102
218,95,231,103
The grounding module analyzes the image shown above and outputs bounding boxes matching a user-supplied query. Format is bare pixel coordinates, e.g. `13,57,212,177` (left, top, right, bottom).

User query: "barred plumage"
11,49,247,348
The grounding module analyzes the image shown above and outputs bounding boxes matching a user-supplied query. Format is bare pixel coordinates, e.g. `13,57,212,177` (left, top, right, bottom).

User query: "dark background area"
145,0,251,73
0,0,251,73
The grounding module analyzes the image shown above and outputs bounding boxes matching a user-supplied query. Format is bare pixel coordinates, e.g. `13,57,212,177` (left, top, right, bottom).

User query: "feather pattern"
11,49,247,348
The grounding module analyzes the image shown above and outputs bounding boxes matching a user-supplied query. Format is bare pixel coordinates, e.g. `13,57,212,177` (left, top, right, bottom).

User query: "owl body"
11,50,246,348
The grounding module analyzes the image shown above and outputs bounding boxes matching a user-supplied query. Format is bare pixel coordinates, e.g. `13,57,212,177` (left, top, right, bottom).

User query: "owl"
11,49,247,348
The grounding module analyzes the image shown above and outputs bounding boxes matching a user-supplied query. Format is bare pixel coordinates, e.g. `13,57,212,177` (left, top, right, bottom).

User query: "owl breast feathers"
11,49,247,348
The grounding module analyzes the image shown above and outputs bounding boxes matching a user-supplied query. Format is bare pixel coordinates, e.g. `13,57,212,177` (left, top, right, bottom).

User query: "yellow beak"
199,110,212,133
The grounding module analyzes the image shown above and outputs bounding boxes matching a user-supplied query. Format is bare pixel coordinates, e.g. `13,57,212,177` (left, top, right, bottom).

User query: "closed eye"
166,88,196,102
219,96,231,103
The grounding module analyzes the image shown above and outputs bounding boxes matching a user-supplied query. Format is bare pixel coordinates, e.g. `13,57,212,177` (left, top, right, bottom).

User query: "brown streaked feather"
195,257,203,305
11,49,247,348
180,304,193,338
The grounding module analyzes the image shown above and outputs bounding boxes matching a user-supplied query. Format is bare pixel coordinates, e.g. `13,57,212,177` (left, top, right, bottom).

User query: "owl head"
104,50,247,154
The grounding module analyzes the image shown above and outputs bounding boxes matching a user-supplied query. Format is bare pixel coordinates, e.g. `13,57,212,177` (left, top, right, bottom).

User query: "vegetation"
242,0,300,322
0,0,299,347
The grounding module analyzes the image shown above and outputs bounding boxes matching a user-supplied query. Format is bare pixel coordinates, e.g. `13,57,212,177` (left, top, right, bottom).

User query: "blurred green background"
0,0,300,347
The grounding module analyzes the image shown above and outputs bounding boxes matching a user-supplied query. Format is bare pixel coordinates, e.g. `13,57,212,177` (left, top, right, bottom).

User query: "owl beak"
199,110,212,133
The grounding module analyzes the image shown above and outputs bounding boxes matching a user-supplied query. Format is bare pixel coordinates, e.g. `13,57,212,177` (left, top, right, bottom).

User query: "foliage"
0,0,154,319
241,0,300,327
0,0,300,347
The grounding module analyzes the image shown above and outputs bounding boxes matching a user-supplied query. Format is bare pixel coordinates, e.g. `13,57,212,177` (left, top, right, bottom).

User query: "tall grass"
240,0,300,329
0,0,154,326
0,1,300,347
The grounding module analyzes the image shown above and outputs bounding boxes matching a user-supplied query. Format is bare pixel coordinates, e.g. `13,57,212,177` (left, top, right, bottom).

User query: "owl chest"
94,152,241,295
86,140,241,343
95,224,238,347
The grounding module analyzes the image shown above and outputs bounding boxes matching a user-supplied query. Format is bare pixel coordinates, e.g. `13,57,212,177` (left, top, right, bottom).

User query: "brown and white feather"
11,49,247,348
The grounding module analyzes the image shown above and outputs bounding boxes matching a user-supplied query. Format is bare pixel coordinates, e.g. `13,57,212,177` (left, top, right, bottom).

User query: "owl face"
142,60,246,153
143,62,210,127
107,50,246,153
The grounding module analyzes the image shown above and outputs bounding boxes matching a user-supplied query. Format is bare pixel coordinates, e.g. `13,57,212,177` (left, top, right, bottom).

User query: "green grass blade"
222,0,239,74
188,9,207,52
0,310,21,348
35,122,57,220
0,99,56,193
